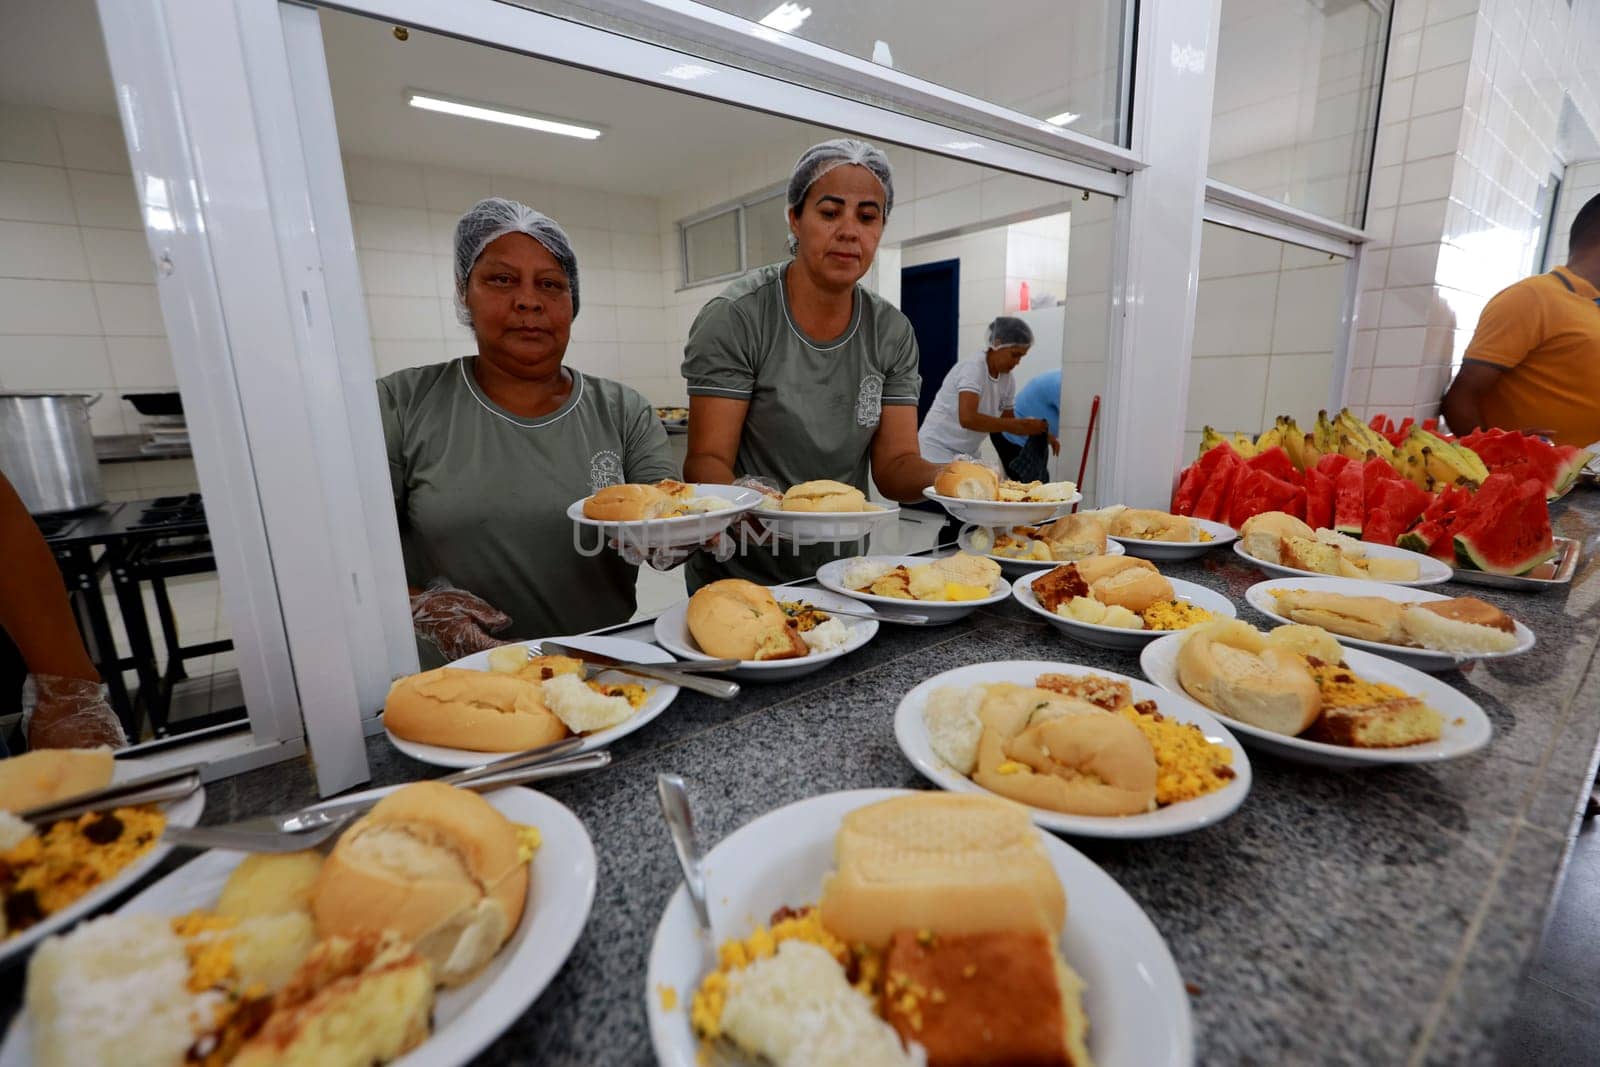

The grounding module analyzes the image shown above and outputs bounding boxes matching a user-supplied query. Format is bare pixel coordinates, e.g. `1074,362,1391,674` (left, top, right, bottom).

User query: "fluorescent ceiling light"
406,92,602,140
662,63,714,81
1045,111,1080,127
759,3,812,33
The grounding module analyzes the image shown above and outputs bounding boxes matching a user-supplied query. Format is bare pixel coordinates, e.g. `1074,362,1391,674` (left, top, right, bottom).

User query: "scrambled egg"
0,806,166,935
690,908,858,1040
1117,703,1236,806
515,824,543,864
590,681,648,708
1140,600,1215,631
1305,663,1412,708
173,911,238,993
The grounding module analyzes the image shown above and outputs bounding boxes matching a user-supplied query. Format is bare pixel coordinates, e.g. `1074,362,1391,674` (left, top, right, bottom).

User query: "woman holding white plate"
681,139,944,590
380,199,676,666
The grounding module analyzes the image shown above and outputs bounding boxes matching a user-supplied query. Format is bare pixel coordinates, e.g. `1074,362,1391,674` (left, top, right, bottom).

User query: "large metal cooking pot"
0,392,106,515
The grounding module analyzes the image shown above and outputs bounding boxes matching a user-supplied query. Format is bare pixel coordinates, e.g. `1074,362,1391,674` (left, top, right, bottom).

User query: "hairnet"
453,197,580,325
986,316,1034,349
787,139,896,220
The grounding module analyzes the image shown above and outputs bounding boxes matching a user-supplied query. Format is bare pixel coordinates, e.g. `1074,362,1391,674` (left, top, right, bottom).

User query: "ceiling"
0,0,824,195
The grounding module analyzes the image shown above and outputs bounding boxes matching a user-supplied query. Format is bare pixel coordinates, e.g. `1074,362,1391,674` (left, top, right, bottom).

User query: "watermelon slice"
1245,445,1300,484
1549,444,1594,500
1228,469,1305,529
1304,468,1335,531
1172,463,1207,516
1333,463,1365,536
1366,478,1429,537
1453,477,1555,574
1397,519,1441,556
1193,453,1242,523
1315,452,1352,479
1363,508,1409,547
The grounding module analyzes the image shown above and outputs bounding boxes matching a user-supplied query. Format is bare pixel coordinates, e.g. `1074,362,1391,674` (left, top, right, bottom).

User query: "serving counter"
8,491,1600,1064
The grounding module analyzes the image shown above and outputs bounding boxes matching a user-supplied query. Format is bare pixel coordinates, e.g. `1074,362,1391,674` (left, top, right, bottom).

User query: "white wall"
1545,159,1600,270
1349,0,1600,423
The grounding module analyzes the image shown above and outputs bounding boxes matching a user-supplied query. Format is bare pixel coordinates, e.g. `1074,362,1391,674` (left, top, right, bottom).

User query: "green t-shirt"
680,263,921,589
378,358,675,661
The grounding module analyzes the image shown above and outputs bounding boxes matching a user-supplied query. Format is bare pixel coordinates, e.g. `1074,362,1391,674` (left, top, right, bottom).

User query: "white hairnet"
453,197,580,325
787,138,895,220
986,316,1034,349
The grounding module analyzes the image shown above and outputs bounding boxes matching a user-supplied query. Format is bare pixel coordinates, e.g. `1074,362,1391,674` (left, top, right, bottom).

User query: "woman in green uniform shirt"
380,198,676,665
681,139,943,589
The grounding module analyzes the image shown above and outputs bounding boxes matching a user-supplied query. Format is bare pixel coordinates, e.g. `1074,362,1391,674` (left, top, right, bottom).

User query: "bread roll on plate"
1073,555,1174,612
383,668,567,753
0,747,114,813
780,479,867,512
583,483,672,521
312,781,529,988
1269,589,1405,644
1400,598,1518,653
1177,620,1321,735
686,579,808,661
934,460,999,501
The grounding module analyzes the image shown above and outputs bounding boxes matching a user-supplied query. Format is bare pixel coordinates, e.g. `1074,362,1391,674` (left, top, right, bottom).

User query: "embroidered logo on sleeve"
589,450,625,491
855,372,884,427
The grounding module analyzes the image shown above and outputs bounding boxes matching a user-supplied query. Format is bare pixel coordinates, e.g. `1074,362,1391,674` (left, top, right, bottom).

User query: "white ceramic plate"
384,635,681,769
1243,576,1536,672
957,525,1125,578
920,487,1079,526
0,785,594,1067
894,661,1251,837
654,585,877,682
747,502,900,545
1013,569,1238,650
1232,538,1453,587
1109,517,1239,562
0,767,205,971
568,483,762,551
813,554,1011,624
644,788,1192,1067
1139,633,1494,768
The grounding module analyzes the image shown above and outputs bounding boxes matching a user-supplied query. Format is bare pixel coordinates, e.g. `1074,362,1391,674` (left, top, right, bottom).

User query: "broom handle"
1072,394,1101,514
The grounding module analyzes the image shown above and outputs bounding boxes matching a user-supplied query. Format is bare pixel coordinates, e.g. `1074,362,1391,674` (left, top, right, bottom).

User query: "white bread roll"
1239,511,1315,565
1399,600,1518,653
0,748,113,813
1072,555,1173,612
819,793,1064,947
1269,589,1406,644
686,579,808,661
382,668,568,753
780,479,867,512
934,461,999,501
312,781,528,988
583,483,672,521
1177,620,1321,735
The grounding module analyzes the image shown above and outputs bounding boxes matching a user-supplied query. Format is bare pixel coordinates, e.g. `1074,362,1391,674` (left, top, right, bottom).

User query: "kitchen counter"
8,491,1600,1064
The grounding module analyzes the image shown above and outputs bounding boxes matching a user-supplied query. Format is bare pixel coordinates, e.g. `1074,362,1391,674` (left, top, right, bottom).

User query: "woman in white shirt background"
917,316,1049,465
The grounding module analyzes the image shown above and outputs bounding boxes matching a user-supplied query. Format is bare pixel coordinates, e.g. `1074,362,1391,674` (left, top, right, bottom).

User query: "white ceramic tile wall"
1350,0,1600,424
1544,160,1600,270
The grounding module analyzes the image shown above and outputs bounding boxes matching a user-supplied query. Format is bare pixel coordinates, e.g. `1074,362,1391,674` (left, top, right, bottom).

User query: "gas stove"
121,493,206,533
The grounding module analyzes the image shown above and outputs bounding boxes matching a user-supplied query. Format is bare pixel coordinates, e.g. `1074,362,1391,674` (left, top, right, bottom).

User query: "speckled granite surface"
5,491,1600,1065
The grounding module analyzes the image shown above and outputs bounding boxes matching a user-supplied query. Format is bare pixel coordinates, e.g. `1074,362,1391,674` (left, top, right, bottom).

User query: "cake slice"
1306,697,1442,748
1281,536,1342,576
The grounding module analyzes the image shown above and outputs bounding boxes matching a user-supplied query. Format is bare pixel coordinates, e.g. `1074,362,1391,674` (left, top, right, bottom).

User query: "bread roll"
583,483,672,521
1177,621,1321,735
312,781,528,988
218,852,325,919
1264,623,1346,665
685,580,807,661
1108,508,1195,542
1270,589,1405,644
934,461,999,501
819,793,1064,946
1240,511,1315,565
1036,513,1107,558
780,479,867,512
1399,599,1518,653
1072,555,1173,612
383,668,567,753
0,748,113,813
932,552,1002,589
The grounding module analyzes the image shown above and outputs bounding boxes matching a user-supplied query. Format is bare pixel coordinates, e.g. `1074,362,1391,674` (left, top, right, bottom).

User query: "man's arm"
684,395,750,484
957,392,1048,437
871,405,945,501
0,472,97,682
1441,361,1505,435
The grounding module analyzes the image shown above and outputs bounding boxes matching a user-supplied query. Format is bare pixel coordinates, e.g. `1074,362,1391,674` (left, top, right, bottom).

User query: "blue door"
900,259,961,422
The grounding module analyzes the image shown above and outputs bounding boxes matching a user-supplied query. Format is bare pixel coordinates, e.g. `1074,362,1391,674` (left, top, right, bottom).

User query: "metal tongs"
18,761,207,826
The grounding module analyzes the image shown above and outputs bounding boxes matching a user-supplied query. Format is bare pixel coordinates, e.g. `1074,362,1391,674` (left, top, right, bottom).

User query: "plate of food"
1140,621,1493,768
895,662,1249,838
383,635,680,769
958,513,1126,577
1244,577,1536,672
654,581,877,681
748,480,900,545
645,789,1191,1067
0,748,206,969
0,780,594,1067
1094,506,1238,561
1013,559,1237,650
1233,512,1452,586
569,480,762,551
814,552,1010,624
921,461,1079,526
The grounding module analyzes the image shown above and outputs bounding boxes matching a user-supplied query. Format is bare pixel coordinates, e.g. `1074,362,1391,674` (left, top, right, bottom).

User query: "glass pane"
1185,222,1350,458
744,193,791,270
700,0,1129,145
1209,0,1390,225
684,210,741,282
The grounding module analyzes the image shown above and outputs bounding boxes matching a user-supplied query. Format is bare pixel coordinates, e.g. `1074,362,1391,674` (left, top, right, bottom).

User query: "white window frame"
676,183,786,289
89,0,1384,788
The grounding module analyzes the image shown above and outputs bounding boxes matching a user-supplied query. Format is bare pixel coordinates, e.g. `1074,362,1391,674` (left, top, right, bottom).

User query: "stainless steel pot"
0,392,106,515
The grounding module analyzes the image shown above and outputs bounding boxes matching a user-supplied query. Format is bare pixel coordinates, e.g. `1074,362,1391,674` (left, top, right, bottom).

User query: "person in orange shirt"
1442,193,1600,447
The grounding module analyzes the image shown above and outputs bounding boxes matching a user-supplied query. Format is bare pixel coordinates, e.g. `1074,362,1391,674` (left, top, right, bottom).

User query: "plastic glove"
24,674,128,750
948,453,1006,479
410,579,513,662
611,528,739,569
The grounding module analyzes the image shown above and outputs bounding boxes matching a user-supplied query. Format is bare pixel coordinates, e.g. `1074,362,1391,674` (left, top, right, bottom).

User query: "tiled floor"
1501,812,1600,1062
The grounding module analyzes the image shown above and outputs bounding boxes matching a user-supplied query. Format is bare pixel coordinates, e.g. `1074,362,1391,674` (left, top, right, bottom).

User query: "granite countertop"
8,491,1600,1064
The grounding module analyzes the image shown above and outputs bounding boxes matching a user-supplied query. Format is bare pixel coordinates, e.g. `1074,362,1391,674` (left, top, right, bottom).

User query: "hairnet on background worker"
986,315,1034,350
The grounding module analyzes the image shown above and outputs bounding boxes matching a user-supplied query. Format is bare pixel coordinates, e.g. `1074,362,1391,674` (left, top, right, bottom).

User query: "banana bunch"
1393,425,1488,491
1332,408,1398,464
1197,426,1259,459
